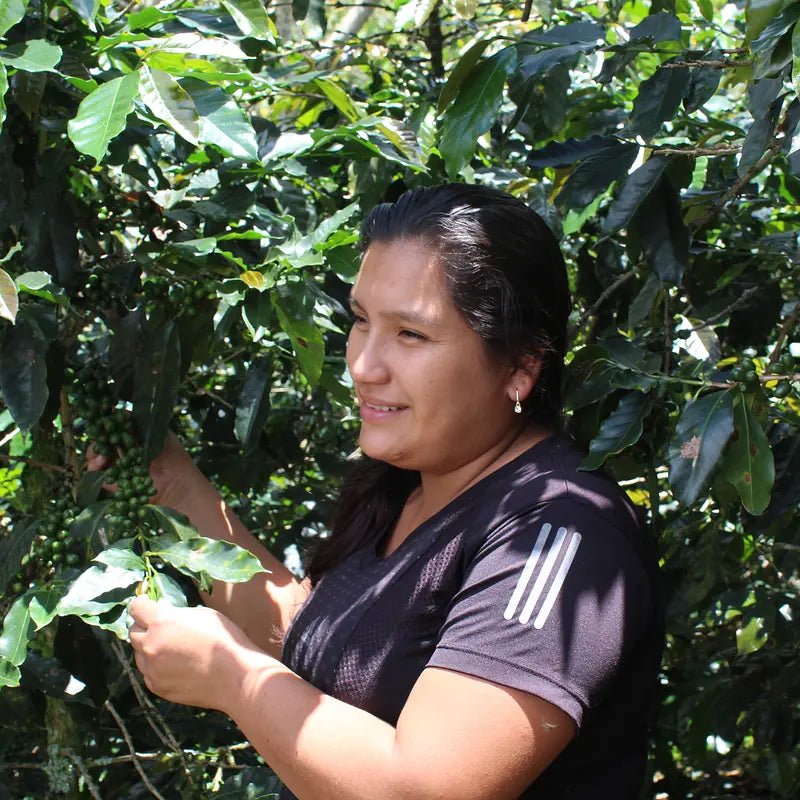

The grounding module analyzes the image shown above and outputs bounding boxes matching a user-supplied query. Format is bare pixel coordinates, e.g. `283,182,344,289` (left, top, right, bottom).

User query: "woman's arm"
129,597,575,800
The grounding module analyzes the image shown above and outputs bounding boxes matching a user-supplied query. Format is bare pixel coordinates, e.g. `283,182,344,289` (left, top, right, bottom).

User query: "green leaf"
745,0,792,43
557,140,638,210
273,299,325,386
603,155,669,233
139,65,200,145
628,11,682,43
67,0,99,26
669,391,735,506
182,78,258,160
314,77,361,123
154,537,267,584
0,595,34,666
220,0,272,39
0,519,36,596
94,548,147,573
581,393,652,470
684,49,723,112
631,177,688,285
57,564,143,617
738,96,782,176
235,356,271,453
133,321,181,460
0,266,17,323
0,62,8,133
0,657,20,686
527,135,619,168
67,71,139,163
395,0,439,30
523,20,604,46
630,62,690,139
151,571,188,607
438,37,490,114
0,0,28,37
720,395,775,514
0,315,49,431
28,584,65,630
439,48,516,177
0,39,61,73
736,613,768,655
148,505,199,542
70,501,111,548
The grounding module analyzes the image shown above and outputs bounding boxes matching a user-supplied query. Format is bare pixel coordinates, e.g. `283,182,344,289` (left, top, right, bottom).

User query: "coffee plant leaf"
438,36,490,114
0,595,34,666
28,584,65,630
153,537,267,584
0,315,48,431
235,356,272,453
0,63,7,135
739,95,783,176
151,571,188,607
630,62,690,139
0,0,28,37
70,501,111,549
139,65,200,145
439,48,516,177
148,505,199,543
603,155,670,234
0,267,17,323
273,299,325,386
669,390,735,506
182,78,258,160
556,140,638,210
0,39,61,73
581,393,653,471
526,135,619,169
0,658,20,687
57,564,144,618
719,394,775,514
94,548,147,573
67,71,139,163
220,0,272,39
0,519,36,595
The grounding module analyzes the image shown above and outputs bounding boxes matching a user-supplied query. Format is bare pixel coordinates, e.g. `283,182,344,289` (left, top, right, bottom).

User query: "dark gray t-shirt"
279,435,663,799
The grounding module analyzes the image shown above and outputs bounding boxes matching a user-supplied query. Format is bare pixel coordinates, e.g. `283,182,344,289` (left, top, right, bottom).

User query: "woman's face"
346,239,522,476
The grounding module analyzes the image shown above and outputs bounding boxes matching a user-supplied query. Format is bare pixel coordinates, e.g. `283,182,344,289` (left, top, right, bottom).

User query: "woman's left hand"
128,596,254,713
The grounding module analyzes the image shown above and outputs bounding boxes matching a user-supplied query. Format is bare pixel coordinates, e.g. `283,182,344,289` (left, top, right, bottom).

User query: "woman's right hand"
86,431,210,514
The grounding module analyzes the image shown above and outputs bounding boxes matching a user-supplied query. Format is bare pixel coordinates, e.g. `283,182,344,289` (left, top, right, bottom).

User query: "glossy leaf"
628,11,682,43
438,37,490,113
527,135,619,168
0,62,6,133
0,658,20,687
603,155,669,233
0,0,28,37
220,0,271,39
151,571,188,607
738,96,782,176
581,393,652,470
27,584,64,630
630,63,690,139
70,501,111,548
556,140,638,210
517,43,591,80
139,65,200,145
273,300,325,386
94,548,147,573
0,39,61,72
0,267,17,322
522,20,604,46
182,78,258,160
668,391,735,506
439,48,515,177
684,49,723,112
0,315,48,431
745,0,793,42
69,0,99,25
148,505,199,542
67,71,139,163
57,564,143,617
154,537,267,584
632,178,688,285
736,613,768,655
235,356,271,453
0,595,34,666
720,395,775,514
0,519,36,595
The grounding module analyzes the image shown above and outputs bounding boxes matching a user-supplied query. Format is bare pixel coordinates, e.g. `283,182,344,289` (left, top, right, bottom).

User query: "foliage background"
0,0,799,797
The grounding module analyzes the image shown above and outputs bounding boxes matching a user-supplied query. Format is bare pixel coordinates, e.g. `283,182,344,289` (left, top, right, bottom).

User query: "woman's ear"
507,354,542,404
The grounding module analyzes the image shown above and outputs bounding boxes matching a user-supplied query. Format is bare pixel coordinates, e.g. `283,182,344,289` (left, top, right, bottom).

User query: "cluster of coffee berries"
80,267,123,311
771,352,798,399
730,360,761,393
103,448,155,531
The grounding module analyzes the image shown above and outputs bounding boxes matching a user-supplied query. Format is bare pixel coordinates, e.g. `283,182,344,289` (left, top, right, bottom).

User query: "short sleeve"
426,499,653,726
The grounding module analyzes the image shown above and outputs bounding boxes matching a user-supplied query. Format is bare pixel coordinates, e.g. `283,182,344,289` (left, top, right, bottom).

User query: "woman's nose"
347,329,390,384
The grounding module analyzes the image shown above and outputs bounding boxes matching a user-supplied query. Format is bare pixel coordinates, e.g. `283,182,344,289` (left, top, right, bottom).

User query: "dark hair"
307,184,571,584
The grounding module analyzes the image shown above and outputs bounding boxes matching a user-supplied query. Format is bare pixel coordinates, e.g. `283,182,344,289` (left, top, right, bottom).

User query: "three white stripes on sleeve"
503,523,582,629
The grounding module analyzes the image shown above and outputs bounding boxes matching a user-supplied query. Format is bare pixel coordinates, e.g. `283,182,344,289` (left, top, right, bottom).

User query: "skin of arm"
129,596,576,800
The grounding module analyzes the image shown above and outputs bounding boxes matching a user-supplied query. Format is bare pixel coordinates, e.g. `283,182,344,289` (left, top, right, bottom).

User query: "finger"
129,595,158,626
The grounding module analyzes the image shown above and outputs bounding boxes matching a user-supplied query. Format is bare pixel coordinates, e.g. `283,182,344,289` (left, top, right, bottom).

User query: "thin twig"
60,388,80,486
690,286,761,330
577,270,636,326
110,639,193,781
651,145,740,157
0,453,70,473
61,749,103,800
660,59,751,69
104,699,168,800
767,303,800,368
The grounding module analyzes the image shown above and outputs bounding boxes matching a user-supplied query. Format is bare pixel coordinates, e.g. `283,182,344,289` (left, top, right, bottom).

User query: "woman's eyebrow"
349,294,440,328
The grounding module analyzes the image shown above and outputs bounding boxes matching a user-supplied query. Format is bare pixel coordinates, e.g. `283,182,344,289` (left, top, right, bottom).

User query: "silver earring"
514,390,522,414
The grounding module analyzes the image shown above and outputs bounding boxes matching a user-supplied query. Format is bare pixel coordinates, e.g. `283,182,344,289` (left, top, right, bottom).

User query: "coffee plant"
0,0,798,797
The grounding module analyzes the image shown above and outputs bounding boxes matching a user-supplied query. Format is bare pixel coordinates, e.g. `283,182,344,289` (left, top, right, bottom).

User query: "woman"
116,185,663,799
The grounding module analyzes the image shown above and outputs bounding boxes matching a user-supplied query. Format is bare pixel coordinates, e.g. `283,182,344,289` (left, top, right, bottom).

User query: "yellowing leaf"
0,267,18,323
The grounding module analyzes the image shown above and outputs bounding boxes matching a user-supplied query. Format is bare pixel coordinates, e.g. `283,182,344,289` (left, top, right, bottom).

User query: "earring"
514,390,522,414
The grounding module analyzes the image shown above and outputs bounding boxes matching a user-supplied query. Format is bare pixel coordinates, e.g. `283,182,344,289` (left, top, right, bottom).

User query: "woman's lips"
358,400,408,422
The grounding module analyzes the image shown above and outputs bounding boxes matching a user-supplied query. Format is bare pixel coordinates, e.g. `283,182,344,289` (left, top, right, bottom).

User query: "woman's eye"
399,329,426,341
350,312,367,325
